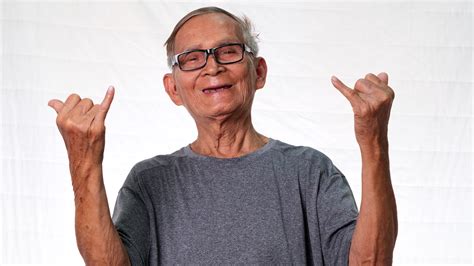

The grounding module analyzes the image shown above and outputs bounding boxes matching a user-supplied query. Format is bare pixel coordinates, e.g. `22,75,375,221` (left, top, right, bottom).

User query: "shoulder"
128,146,189,178
268,139,343,179
269,139,335,167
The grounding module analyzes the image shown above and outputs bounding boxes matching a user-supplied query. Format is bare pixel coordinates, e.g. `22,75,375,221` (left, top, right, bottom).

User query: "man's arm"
48,87,130,265
332,73,398,265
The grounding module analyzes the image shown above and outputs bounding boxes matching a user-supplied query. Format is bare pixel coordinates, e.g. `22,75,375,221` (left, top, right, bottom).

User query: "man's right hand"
48,86,115,191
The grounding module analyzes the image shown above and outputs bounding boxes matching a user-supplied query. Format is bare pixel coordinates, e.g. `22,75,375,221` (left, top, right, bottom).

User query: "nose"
202,53,223,76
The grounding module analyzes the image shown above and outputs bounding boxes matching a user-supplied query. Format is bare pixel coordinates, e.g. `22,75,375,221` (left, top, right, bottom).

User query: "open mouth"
202,85,232,94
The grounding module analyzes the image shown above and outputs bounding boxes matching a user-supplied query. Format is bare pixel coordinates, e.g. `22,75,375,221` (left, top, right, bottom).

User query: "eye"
221,47,237,54
180,51,203,64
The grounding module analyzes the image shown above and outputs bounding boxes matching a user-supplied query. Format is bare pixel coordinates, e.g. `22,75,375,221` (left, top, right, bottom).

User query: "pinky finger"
95,86,115,124
331,76,356,101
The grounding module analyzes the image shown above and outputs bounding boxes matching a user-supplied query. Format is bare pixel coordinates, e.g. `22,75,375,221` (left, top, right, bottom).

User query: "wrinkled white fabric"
1,1,471,264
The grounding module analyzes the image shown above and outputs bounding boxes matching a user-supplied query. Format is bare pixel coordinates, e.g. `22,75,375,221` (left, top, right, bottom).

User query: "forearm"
349,139,398,265
72,163,130,265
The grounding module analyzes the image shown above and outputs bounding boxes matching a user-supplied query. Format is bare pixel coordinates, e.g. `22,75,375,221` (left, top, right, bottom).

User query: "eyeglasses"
171,43,252,71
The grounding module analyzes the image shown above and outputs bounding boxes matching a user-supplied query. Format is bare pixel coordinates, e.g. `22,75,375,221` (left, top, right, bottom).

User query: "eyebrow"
179,40,242,53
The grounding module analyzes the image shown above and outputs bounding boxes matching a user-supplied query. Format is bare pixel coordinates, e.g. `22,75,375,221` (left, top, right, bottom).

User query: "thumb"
94,86,115,123
48,99,64,114
377,72,389,85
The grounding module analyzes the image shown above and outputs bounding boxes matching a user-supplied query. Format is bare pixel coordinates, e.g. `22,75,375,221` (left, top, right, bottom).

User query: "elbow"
348,219,398,266
349,254,393,266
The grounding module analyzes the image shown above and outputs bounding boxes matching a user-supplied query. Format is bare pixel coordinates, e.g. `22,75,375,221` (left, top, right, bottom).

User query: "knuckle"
55,114,64,123
380,89,395,103
349,90,358,98
79,98,94,112
56,114,69,127
63,119,77,131
388,88,395,100
89,125,105,137
68,93,81,101
62,119,89,135
82,98,93,105
368,82,377,90
55,116,63,127
359,105,370,116
355,78,365,88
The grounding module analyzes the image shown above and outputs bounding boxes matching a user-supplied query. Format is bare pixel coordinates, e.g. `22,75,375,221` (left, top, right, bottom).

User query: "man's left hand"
331,72,395,148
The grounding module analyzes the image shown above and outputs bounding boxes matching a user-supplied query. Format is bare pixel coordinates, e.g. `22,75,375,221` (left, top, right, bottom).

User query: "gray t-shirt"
112,139,358,265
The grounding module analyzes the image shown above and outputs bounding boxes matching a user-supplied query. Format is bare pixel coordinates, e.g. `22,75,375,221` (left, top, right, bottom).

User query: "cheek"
237,61,256,89
175,75,199,100
236,73,257,105
243,69,257,95
245,60,258,86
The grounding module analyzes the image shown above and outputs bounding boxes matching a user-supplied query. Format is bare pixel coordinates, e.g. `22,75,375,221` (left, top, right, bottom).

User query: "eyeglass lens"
178,44,244,71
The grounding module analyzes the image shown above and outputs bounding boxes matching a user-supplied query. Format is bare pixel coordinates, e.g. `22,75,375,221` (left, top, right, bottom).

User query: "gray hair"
164,6,259,69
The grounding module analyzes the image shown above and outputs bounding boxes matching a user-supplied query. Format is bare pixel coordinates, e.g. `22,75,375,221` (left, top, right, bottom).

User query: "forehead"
174,13,242,53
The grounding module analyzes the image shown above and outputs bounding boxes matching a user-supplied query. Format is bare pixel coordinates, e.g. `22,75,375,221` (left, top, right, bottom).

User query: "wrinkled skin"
49,89,113,190
48,10,397,265
48,87,131,265
332,72,395,146
332,72,398,265
163,13,268,158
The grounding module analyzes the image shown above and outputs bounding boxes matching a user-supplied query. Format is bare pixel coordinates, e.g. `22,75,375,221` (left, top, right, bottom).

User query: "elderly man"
48,6,397,265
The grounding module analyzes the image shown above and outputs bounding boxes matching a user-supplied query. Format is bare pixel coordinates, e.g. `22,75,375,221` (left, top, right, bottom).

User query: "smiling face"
163,12,267,123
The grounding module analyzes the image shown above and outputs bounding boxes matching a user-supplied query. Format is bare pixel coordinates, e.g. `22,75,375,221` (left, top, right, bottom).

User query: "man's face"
163,13,267,122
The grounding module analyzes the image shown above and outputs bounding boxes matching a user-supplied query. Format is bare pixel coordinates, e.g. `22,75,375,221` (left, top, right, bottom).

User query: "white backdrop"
1,0,472,264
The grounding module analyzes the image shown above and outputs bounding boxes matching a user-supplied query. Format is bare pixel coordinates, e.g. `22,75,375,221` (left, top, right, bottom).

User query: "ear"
254,57,267,90
163,73,183,106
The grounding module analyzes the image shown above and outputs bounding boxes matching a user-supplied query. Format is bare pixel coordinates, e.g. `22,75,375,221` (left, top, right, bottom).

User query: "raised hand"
331,73,395,148
48,87,130,264
332,74,397,264
48,86,115,187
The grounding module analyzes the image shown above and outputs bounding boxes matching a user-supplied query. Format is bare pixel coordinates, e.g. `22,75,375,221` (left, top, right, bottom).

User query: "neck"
191,114,268,158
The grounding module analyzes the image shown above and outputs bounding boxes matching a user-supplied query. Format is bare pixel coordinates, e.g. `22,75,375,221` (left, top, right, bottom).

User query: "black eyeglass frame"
171,43,253,71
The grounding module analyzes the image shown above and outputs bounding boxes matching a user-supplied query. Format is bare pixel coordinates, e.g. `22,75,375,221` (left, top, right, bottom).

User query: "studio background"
1,0,472,264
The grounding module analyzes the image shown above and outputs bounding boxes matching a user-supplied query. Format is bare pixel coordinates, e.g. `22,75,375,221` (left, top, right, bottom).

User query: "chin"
207,103,251,120
205,109,236,120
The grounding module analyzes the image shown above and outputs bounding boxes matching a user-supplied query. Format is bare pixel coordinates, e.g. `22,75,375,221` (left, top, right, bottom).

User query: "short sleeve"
317,161,358,265
112,169,150,265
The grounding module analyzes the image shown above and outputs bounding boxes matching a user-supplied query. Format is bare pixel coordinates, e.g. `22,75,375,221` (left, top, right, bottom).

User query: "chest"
147,164,306,263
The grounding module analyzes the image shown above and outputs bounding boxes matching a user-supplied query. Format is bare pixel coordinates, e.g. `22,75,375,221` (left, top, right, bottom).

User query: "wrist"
359,138,390,162
358,133,388,150
70,163,105,202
